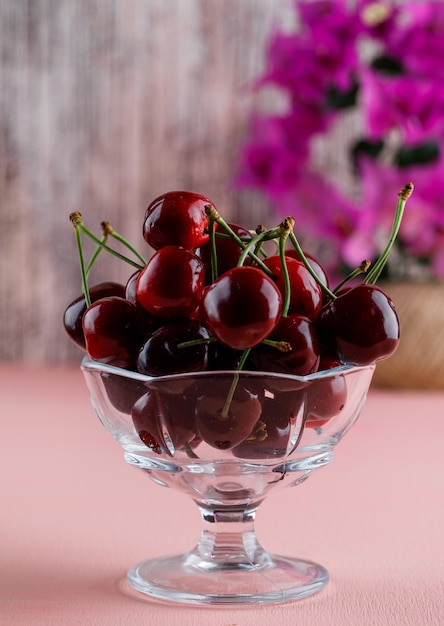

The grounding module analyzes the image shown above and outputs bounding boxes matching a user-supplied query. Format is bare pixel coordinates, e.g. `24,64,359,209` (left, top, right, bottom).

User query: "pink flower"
234,116,306,197
384,2,444,79
235,0,444,280
362,70,444,144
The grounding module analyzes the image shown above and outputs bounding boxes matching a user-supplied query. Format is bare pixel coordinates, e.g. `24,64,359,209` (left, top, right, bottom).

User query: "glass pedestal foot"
127,551,329,606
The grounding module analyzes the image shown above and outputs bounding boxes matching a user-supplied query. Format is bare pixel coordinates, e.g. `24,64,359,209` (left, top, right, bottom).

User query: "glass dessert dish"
81,356,375,606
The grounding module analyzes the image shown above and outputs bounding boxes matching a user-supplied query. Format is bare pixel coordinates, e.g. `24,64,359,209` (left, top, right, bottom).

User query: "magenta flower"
383,2,444,79
236,0,444,280
362,70,444,144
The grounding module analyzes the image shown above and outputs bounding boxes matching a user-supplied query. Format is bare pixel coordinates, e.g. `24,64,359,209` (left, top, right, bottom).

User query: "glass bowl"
81,356,374,605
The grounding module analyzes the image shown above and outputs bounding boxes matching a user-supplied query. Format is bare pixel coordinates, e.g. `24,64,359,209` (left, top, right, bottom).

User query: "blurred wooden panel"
0,0,288,363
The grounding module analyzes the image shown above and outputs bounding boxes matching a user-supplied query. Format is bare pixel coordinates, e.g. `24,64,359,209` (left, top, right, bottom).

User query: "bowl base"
127,551,329,606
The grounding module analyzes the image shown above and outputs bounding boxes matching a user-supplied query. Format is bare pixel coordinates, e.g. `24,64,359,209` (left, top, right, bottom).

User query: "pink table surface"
1,365,443,626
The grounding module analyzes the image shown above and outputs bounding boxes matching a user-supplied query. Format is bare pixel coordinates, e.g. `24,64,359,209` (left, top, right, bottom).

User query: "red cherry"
196,222,252,283
125,270,162,334
285,249,330,289
63,282,126,350
316,284,400,365
136,246,205,319
263,255,323,319
137,319,211,376
82,296,143,369
132,390,196,456
232,390,304,459
251,314,320,376
194,379,262,450
101,372,147,415
143,190,211,250
305,357,348,429
202,266,282,350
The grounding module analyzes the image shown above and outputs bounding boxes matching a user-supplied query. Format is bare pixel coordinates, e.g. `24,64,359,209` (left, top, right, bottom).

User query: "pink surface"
1,365,443,625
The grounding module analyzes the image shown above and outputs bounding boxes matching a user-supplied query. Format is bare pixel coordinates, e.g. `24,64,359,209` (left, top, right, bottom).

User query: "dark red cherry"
263,255,323,319
202,266,282,350
101,372,148,415
143,190,211,250
63,282,126,350
125,270,163,334
136,246,205,318
316,284,400,365
285,249,330,289
251,315,320,376
82,296,143,369
137,319,211,376
232,390,304,459
132,389,196,456
196,222,252,283
194,379,262,450
305,357,348,429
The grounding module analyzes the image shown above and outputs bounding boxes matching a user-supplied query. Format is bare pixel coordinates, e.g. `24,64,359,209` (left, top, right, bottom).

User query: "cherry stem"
207,218,218,282
288,231,336,300
70,212,91,307
220,348,251,419
262,338,292,352
333,260,371,294
365,182,414,285
102,221,147,266
278,217,294,317
183,442,199,459
85,230,109,278
237,228,276,268
176,337,216,350
78,222,145,270
205,205,275,277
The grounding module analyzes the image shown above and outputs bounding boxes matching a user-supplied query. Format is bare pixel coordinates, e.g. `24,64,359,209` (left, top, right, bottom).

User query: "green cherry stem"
176,337,217,350
365,182,414,285
333,260,371,294
220,348,252,419
288,231,337,300
102,221,147,266
237,227,278,269
205,204,275,277
77,222,145,270
85,231,108,278
70,212,91,307
207,217,218,283
262,338,292,352
278,217,294,317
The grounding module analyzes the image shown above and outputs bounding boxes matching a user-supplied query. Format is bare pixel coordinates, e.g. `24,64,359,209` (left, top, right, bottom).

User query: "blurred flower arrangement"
236,0,444,281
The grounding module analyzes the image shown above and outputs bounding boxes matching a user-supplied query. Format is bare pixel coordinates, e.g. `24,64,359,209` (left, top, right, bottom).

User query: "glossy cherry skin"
136,246,205,319
305,357,347,429
316,284,400,365
63,282,126,349
132,390,196,456
143,190,211,250
202,266,282,350
101,372,148,415
250,314,320,376
125,270,162,334
194,379,262,450
285,249,330,290
196,222,252,284
232,390,304,459
82,296,144,369
137,319,211,376
263,255,323,319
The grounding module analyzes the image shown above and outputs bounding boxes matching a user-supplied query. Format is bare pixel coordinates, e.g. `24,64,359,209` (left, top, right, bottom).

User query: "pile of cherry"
65,187,411,455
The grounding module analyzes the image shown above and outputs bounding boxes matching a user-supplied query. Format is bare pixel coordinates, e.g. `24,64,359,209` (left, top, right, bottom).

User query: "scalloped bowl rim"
80,355,375,384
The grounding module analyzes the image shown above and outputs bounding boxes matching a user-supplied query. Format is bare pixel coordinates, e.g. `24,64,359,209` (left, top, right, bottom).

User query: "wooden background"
0,0,292,364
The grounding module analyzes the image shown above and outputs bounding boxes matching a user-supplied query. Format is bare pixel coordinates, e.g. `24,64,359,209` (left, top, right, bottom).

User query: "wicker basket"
372,282,444,390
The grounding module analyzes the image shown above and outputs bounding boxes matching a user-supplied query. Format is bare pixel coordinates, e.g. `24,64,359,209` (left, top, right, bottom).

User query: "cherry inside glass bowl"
81,356,375,606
